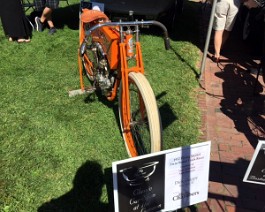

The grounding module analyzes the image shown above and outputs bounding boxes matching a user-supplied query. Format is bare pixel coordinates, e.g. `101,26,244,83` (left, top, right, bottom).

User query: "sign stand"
112,141,211,212
243,140,265,185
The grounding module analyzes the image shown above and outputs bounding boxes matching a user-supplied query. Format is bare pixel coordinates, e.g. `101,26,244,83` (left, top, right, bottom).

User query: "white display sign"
243,140,265,185
164,142,210,211
112,141,211,212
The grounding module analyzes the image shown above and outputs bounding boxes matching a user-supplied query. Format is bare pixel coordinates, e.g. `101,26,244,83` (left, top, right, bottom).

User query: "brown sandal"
210,55,220,63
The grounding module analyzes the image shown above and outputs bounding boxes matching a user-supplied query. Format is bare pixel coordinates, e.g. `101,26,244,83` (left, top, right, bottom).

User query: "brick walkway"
197,3,265,212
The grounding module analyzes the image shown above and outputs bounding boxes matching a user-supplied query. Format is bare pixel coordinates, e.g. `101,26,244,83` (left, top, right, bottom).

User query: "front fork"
119,26,144,132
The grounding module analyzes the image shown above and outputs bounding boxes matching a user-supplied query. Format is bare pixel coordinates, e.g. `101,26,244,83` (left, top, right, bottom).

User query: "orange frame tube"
78,21,86,91
120,41,144,131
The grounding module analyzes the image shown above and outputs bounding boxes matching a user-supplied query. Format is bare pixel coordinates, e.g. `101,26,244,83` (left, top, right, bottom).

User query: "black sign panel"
116,154,165,212
243,141,265,185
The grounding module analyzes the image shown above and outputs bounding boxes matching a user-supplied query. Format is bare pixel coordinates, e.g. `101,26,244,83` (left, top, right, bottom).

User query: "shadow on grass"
156,91,178,131
169,46,200,80
83,90,120,127
83,90,122,136
83,89,178,138
38,160,114,212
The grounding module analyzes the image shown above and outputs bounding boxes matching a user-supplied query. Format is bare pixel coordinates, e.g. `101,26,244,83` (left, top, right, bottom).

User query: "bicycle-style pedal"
68,87,96,97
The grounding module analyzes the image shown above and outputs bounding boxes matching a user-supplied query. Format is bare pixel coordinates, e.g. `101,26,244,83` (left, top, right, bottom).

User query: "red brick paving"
196,3,265,211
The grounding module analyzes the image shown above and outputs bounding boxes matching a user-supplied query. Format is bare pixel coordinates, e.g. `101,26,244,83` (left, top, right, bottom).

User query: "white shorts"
213,0,241,31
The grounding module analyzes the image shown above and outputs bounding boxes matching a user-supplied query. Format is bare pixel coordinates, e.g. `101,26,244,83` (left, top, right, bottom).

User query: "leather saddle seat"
81,9,109,23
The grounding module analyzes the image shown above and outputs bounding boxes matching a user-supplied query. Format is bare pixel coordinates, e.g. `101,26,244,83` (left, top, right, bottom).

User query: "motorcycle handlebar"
85,20,170,50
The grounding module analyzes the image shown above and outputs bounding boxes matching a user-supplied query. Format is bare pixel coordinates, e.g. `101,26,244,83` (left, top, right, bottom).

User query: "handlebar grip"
164,37,170,50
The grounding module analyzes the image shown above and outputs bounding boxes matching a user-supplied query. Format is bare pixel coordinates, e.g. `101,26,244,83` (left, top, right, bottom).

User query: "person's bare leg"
40,7,52,24
214,30,224,59
47,19,54,29
45,10,54,29
39,7,55,31
221,30,230,49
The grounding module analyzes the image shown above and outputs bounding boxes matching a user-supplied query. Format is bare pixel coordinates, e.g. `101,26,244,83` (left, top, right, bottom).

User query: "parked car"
91,0,184,29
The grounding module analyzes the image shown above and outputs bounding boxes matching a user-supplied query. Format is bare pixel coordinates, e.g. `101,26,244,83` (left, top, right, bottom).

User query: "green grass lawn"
0,1,203,211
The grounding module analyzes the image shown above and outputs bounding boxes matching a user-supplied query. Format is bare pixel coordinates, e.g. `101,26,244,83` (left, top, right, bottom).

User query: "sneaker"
35,17,43,32
48,27,57,35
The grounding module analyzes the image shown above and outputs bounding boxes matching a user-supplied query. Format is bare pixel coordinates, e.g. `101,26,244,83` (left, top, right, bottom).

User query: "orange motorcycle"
71,1,170,157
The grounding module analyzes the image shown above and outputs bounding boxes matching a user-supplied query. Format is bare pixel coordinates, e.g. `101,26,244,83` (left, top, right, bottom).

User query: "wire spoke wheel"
119,72,162,157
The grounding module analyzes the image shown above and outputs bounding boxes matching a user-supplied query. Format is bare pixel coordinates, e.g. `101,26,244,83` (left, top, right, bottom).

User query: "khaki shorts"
213,0,241,31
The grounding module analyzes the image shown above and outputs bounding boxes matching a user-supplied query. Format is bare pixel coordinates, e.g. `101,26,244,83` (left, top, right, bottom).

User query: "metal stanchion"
199,0,217,81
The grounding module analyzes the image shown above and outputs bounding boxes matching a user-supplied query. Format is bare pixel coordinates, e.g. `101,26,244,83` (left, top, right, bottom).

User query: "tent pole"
199,0,217,81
